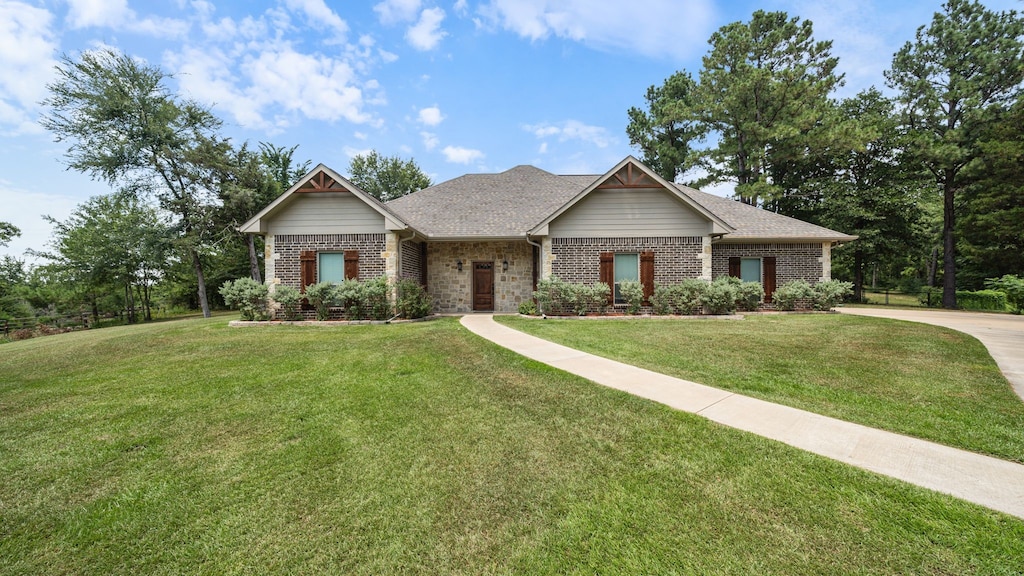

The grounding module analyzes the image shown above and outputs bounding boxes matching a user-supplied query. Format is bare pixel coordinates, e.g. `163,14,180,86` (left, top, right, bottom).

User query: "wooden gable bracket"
596,162,660,189
297,170,350,193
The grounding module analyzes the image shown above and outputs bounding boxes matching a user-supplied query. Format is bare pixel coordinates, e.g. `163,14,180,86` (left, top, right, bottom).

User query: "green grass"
2,317,1023,574
497,314,1024,464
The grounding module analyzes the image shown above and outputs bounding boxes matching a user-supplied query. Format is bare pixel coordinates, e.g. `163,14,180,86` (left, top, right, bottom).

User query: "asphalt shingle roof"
385,164,855,242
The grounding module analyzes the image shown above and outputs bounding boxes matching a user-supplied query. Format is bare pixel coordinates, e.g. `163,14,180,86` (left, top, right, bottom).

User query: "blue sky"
0,0,1019,261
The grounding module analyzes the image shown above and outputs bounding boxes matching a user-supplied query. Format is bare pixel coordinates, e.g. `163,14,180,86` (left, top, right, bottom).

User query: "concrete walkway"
839,307,1024,401
460,314,1024,520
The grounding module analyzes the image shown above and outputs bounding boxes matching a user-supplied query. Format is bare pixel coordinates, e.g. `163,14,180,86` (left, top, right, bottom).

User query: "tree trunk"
247,234,262,283
191,248,211,318
926,246,938,287
942,177,957,309
853,248,864,302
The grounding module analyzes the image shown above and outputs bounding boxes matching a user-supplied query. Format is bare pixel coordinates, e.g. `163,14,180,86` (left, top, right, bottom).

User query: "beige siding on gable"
549,188,711,238
267,193,385,235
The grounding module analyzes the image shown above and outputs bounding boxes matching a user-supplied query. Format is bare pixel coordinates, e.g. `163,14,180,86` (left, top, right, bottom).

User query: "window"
613,253,639,303
318,253,345,283
740,258,761,283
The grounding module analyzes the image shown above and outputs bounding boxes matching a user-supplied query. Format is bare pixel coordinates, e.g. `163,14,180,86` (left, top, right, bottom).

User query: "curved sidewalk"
839,307,1024,401
460,314,1024,520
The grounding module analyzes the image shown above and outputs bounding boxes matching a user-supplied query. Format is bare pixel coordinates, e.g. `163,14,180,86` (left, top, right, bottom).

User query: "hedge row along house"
239,156,856,314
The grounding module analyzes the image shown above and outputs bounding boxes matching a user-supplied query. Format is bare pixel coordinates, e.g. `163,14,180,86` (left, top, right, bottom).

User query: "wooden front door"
473,262,494,311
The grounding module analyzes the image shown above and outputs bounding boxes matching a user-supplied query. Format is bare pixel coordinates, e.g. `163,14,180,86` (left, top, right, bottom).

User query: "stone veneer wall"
550,237,705,285
711,243,824,284
270,233,387,290
400,240,423,281
426,241,534,313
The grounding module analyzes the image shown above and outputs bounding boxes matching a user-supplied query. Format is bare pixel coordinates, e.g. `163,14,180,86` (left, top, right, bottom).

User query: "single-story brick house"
239,156,856,314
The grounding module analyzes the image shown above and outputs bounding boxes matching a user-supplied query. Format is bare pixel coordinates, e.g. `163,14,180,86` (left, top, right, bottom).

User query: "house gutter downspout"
525,234,544,314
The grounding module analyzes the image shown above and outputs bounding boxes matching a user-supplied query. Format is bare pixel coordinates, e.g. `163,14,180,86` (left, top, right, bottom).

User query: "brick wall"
711,243,823,284
272,234,387,289
400,240,423,281
550,237,704,285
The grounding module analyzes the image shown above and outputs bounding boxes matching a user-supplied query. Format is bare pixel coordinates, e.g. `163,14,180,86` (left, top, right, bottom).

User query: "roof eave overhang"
713,235,859,244
423,234,528,242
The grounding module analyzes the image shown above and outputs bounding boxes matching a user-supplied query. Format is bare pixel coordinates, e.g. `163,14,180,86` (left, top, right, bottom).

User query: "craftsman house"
239,156,855,313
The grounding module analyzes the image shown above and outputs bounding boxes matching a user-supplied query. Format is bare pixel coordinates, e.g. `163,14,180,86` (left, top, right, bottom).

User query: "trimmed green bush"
304,282,337,321
772,280,814,311
956,289,1007,312
271,285,303,321
735,280,765,312
517,300,538,315
811,280,854,311
618,281,644,315
219,278,270,321
532,277,610,315
395,279,432,319
985,274,1024,313
702,277,737,315
533,276,568,315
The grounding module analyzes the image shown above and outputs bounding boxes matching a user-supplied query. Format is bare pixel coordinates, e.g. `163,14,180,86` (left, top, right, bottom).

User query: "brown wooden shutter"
728,257,741,278
300,251,317,291
599,252,614,304
300,250,317,310
344,250,359,280
763,256,777,303
640,251,655,305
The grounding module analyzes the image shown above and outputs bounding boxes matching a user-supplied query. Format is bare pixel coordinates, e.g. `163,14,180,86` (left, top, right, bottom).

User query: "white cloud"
442,145,484,163
453,0,468,16
354,131,368,140
65,0,189,38
0,1,57,135
476,0,715,60
524,120,613,148
420,131,439,150
538,141,547,154
282,0,349,41
343,145,374,158
379,48,399,62
374,0,422,24
0,179,81,263
417,106,444,126
407,7,447,50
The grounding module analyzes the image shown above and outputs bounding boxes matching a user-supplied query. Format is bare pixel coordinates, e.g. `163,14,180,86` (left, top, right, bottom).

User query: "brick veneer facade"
400,240,424,281
711,243,825,284
271,233,387,290
550,237,704,285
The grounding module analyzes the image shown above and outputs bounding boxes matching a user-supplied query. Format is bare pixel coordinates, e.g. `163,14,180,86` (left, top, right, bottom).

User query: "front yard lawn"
497,314,1024,463
1,317,1022,574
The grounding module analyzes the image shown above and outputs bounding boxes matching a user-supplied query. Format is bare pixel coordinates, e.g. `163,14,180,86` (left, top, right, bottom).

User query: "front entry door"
473,262,494,311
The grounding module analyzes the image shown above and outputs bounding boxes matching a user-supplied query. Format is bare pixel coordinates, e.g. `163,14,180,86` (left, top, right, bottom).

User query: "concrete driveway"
839,307,1024,401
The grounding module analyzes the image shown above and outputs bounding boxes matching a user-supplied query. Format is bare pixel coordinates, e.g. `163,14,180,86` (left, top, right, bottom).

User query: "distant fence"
1,313,92,337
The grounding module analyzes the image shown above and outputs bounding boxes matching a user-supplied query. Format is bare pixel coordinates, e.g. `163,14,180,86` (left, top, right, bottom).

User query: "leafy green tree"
41,48,233,317
885,0,1024,308
626,72,702,182
694,11,843,205
259,142,311,192
958,96,1024,287
0,222,19,247
347,151,431,202
35,193,167,323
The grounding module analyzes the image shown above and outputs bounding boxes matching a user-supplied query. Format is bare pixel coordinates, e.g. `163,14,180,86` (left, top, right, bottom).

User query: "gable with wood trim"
239,157,855,315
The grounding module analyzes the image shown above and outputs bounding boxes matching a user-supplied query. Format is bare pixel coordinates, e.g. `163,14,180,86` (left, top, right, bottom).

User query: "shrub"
811,280,854,311
919,286,942,308
304,282,337,321
956,289,1007,312
985,274,1024,314
675,279,709,314
651,284,673,315
588,283,611,315
271,285,303,321
772,280,813,311
562,282,590,316
618,281,644,315
533,276,567,315
362,276,393,320
518,300,538,315
396,279,432,319
735,281,765,312
219,278,270,321
702,278,737,315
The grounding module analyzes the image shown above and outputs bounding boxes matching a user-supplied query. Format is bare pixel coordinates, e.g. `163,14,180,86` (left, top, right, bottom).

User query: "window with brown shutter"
344,250,359,280
728,257,741,278
599,252,614,304
640,251,655,305
763,256,777,303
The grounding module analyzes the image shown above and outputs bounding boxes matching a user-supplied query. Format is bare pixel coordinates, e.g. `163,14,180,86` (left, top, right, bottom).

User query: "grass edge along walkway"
461,314,1024,520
